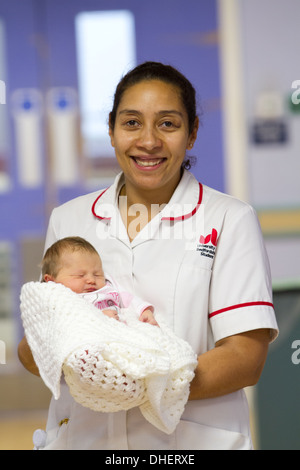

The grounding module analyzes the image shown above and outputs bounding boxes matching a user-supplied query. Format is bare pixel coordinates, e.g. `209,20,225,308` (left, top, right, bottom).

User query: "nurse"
18,61,278,450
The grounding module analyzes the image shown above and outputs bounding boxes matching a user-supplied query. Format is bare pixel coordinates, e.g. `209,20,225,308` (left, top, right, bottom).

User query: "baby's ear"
43,274,54,283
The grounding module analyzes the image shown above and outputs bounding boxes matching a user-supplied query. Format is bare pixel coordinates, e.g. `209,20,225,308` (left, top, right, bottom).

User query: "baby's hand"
102,308,120,321
139,309,159,326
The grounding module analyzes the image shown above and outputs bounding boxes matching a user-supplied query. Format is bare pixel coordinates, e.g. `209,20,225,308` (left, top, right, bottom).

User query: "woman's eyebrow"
118,109,142,116
157,110,184,118
118,109,184,117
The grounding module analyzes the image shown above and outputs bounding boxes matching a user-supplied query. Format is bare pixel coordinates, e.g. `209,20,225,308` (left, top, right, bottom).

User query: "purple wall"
44,0,224,191
0,0,223,328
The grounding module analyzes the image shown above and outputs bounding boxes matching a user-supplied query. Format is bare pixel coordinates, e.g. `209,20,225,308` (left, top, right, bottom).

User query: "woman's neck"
119,185,168,211
118,179,178,241
119,172,182,209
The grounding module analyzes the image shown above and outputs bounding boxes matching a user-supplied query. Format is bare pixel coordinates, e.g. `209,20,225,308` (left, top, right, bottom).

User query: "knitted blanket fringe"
20,282,197,434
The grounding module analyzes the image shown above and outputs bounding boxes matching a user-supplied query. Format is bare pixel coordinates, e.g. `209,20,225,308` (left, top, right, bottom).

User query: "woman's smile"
131,156,167,169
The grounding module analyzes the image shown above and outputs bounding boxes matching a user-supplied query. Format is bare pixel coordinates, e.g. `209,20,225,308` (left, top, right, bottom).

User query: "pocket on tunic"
175,419,253,450
173,252,212,352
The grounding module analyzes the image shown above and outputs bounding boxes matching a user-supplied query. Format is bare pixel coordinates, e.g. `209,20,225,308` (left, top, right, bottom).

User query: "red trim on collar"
91,182,203,222
161,182,203,221
91,188,110,220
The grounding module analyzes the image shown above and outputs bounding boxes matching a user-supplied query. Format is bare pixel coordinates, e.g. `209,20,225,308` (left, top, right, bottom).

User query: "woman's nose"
137,125,162,150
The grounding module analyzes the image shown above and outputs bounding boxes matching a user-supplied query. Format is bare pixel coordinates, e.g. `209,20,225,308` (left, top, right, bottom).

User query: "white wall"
219,0,300,288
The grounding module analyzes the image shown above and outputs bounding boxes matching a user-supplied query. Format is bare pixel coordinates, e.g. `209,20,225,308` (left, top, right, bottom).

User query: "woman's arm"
18,336,40,377
189,328,270,400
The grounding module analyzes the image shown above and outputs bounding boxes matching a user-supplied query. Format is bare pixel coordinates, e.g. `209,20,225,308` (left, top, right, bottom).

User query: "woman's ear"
187,117,199,150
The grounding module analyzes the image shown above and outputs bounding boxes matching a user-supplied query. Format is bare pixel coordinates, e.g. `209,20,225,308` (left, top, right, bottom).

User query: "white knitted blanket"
20,281,197,434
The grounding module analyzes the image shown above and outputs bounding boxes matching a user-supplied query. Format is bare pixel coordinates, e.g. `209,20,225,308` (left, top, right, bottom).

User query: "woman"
19,62,278,450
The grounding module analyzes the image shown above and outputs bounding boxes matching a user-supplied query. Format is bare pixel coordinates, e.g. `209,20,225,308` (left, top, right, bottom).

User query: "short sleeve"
209,204,278,343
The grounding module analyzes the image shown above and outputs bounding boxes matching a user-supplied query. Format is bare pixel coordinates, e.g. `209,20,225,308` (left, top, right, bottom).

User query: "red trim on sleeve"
208,301,274,319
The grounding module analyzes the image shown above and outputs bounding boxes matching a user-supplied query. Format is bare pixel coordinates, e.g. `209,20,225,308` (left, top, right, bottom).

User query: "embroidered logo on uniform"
199,228,218,247
197,228,218,259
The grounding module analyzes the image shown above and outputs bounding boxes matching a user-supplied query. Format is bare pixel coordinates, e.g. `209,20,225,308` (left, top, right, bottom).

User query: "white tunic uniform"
42,170,278,450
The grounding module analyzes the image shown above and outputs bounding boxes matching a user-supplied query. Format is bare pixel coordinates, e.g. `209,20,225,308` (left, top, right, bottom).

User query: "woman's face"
109,80,198,200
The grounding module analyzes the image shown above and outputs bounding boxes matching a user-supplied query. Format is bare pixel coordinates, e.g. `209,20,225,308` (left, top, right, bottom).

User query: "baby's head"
41,237,106,294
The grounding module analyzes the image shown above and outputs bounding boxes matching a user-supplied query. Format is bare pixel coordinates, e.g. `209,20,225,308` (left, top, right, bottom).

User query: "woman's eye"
126,119,139,127
160,120,178,130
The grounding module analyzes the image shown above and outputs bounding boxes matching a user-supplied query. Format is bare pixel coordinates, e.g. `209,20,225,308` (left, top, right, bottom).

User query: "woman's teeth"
134,158,164,167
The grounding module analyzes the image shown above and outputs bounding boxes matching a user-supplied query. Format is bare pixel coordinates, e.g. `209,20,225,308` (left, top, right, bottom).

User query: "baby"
41,236,158,326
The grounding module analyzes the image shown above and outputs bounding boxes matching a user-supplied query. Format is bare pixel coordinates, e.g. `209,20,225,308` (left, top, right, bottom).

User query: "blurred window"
75,10,136,161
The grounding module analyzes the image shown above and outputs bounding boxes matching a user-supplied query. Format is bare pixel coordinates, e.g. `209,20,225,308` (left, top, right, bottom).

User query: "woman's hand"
18,336,40,376
189,328,270,400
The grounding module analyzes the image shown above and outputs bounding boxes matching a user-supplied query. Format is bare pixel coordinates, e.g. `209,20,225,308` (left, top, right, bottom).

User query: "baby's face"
52,250,106,294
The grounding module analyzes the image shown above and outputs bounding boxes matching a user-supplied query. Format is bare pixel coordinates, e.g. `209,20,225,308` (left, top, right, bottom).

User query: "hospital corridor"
0,0,300,450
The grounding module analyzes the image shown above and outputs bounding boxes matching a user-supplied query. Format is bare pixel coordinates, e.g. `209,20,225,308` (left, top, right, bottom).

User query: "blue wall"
43,0,224,191
0,0,223,332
